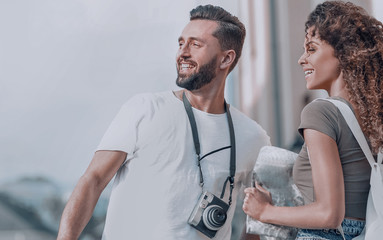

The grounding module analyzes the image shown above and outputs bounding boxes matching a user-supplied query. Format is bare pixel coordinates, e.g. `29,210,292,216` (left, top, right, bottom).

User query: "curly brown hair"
305,1,383,154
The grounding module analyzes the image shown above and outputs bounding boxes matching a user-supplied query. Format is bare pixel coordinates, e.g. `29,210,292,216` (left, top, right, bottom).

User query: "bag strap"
318,98,380,166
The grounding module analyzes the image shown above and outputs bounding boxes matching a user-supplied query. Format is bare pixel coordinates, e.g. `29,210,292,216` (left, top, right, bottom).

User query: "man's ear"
219,50,236,70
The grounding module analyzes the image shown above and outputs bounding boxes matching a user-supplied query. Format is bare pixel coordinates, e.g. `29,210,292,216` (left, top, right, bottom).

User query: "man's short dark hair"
190,5,246,73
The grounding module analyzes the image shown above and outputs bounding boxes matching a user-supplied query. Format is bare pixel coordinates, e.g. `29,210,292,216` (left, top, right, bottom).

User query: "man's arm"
57,150,127,240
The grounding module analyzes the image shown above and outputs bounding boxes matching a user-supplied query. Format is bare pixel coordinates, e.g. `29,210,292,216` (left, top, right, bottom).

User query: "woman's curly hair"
306,1,383,154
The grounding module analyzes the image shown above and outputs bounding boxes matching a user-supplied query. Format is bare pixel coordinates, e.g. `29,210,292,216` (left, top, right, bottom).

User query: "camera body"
188,191,229,238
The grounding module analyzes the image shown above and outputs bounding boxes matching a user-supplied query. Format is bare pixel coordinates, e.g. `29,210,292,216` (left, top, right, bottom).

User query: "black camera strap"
182,92,236,205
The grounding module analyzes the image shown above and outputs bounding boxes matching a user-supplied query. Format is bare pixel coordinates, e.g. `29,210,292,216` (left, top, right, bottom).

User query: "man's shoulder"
230,106,270,141
230,106,263,128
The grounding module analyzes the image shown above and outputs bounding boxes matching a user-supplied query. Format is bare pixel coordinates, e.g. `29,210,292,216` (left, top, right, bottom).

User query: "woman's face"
298,27,341,91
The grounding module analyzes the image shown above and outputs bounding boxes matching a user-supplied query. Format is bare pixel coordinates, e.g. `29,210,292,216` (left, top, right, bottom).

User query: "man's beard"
176,56,217,91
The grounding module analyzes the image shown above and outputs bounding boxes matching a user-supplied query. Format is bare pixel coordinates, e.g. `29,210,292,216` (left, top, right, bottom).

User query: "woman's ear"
220,50,236,70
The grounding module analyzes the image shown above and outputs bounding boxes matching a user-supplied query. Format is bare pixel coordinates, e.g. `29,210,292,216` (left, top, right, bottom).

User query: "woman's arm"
243,129,345,229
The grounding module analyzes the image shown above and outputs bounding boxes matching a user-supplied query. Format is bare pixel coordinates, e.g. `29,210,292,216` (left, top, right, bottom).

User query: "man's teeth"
181,64,194,69
305,70,314,76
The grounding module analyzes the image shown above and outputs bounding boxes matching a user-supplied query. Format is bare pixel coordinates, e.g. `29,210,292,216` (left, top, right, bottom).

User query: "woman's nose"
298,53,308,65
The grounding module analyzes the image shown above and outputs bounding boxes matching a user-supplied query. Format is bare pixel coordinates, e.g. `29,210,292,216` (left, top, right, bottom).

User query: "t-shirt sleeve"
96,94,148,155
298,100,339,141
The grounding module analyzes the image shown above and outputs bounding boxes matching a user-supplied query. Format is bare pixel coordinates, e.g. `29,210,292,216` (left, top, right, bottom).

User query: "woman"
243,1,383,239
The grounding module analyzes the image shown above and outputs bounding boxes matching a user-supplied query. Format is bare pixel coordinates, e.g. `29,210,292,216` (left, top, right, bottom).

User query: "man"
57,5,269,240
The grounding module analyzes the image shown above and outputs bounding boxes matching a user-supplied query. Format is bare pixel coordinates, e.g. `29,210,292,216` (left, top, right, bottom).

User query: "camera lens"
202,205,227,231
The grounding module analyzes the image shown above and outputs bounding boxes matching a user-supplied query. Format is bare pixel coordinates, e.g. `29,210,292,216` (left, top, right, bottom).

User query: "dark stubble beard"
176,56,218,91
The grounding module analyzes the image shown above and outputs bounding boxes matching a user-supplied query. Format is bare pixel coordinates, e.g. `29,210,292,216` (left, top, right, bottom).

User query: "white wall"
371,0,383,21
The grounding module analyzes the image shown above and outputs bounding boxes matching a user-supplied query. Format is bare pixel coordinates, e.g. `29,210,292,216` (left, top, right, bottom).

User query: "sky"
0,0,237,186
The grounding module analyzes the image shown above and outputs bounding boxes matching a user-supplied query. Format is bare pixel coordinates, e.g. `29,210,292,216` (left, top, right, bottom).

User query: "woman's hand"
242,182,273,221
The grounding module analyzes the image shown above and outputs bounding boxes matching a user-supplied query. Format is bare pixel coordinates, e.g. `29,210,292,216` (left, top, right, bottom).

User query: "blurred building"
235,0,373,150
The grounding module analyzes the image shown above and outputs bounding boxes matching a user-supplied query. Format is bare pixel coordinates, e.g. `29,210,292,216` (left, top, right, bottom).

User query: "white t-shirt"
97,91,270,240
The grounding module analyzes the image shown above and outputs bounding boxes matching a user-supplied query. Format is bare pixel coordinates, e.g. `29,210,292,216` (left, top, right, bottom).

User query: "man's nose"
178,44,191,59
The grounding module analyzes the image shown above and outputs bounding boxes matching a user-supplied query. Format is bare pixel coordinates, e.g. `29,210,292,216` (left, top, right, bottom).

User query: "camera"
188,191,229,238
